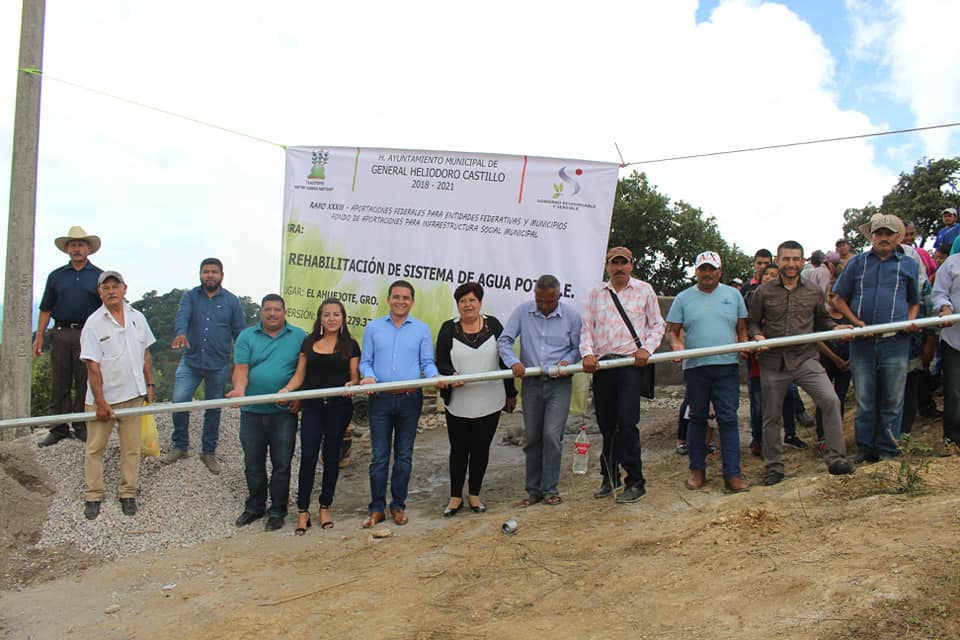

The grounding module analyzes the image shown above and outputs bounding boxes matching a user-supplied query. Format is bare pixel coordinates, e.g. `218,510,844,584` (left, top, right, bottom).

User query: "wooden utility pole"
1,0,46,438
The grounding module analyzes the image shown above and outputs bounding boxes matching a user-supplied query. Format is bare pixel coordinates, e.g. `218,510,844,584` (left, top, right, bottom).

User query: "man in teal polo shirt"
226,294,306,531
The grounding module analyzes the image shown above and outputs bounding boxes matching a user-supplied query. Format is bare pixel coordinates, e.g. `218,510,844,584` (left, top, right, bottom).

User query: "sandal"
544,495,563,506
518,495,543,508
295,509,311,536
318,505,334,530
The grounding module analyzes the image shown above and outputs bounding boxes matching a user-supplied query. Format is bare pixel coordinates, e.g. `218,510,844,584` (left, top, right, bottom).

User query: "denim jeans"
521,377,573,498
171,359,230,454
367,390,423,513
748,377,797,441
850,336,910,456
685,364,741,479
239,410,297,517
941,342,960,443
297,397,353,509
592,368,644,490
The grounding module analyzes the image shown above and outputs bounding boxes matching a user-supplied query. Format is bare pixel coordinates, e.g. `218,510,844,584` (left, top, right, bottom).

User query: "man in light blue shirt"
498,274,581,506
667,251,750,492
162,258,246,474
931,252,960,453
359,280,438,528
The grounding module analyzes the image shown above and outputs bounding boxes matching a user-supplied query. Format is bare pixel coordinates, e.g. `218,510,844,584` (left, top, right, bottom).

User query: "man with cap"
833,214,920,462
666,251,750,492
33,226,104,446
749,240,856,485
580,247,664,503
835,238,854,274
802,250,832,297
161,258,246,474
934,208,959,253
79,271,156,519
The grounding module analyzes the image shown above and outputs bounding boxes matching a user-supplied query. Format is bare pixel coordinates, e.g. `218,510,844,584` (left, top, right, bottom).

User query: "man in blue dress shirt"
498,274,582,507
359,280,438,527
33,226,104,446
161,258,245,474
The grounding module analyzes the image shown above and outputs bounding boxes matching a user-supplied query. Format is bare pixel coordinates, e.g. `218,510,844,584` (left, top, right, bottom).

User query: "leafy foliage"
842,157,960,250
608,172,752,295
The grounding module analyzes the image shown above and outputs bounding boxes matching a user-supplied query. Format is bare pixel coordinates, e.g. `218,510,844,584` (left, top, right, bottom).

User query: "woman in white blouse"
435,282,517,516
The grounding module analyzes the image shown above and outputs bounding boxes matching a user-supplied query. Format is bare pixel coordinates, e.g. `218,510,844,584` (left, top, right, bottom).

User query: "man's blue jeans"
239,410,297,517
850,336,910,456
367,390,423,513
685,364,742,479
171,359,230,454
520,377,572,498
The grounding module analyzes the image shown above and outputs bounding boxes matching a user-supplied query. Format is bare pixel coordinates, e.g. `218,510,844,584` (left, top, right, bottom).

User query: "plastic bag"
140,404,160,457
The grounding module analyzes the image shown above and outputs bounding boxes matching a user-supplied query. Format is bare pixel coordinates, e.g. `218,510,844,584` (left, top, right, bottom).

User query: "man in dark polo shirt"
748,240,855,485
32,226,104,446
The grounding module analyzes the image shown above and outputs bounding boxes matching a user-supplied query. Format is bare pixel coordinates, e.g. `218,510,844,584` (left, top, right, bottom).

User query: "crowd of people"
31,208,960,528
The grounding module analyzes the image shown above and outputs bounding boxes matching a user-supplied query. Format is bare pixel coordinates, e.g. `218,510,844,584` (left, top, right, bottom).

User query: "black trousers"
49,326,87,436
446,410,501,497
592,367,645,489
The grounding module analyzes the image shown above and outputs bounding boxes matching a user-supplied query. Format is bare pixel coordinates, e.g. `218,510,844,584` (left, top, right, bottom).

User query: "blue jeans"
748,377,797,441
520,377,572,498
367,390,423,513
171,359,230,454
298,397,353,509
239,411,297,517
685,364,741,479
850,336,910,455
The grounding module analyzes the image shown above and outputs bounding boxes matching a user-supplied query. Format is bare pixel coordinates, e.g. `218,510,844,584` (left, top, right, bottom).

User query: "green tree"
609,171,752,295
842,157,960,249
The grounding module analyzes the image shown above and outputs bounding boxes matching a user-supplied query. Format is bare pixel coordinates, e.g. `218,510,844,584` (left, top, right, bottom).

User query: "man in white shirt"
79,271,156,520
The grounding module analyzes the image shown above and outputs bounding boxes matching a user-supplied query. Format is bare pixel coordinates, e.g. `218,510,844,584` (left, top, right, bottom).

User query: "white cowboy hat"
54,226,101,254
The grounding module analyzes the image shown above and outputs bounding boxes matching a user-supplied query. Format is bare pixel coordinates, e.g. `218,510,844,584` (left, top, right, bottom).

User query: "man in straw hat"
833,213,920,463
32,226,104,446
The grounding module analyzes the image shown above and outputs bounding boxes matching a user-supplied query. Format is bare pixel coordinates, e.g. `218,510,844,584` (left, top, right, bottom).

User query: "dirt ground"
2,390,960,640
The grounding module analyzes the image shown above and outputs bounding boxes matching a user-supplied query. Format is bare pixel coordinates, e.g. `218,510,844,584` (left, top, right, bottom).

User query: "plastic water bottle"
572,426,590,475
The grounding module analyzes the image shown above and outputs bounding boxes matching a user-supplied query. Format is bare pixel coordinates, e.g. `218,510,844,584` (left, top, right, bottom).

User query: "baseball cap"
943,208,958,217
694,251,721,269
606,246,633,262
97,270,125,286
858,213,903,238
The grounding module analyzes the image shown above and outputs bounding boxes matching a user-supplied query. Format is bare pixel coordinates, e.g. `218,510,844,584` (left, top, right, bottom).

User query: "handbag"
140,402,160,457
607,289,656,399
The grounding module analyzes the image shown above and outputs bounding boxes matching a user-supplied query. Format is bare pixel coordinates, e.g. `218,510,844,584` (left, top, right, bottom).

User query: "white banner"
280,146,618,336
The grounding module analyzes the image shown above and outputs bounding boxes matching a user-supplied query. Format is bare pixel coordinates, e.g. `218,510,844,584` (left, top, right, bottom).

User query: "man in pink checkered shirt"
581,246,665,503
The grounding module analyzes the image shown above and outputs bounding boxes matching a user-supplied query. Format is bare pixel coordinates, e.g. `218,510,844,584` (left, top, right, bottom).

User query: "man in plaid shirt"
580,247,665,503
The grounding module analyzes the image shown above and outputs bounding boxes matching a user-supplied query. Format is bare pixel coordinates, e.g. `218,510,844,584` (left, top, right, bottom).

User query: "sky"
1,0,959,311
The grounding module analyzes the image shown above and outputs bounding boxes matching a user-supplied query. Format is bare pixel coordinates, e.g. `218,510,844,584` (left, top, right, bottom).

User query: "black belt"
600,354,632,360
54,321,84,329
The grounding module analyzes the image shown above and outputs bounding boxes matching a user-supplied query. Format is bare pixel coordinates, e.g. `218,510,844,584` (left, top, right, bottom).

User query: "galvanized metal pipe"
2,313,957,430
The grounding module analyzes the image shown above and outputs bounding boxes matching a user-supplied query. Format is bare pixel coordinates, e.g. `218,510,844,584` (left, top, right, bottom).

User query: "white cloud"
2,0,942,310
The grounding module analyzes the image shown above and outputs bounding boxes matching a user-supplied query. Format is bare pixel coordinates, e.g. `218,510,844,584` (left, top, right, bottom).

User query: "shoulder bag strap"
607,288,642,347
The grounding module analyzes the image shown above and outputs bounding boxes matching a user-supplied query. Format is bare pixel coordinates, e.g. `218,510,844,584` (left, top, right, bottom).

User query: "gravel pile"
31,408,312,560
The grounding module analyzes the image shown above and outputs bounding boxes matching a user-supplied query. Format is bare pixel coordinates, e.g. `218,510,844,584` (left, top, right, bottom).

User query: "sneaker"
235,511,264,527
199,453,221,475
593,482,614,499
676,442,688,455
784,435,809,450
264,515,285,531
159,448,189,465
83,501,101,520
615,485,647,503
796,411,815,428
943,438,960,457
749,439,762,457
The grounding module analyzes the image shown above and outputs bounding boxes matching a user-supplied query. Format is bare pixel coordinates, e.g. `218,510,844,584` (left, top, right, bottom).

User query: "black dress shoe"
264,515,285,531
235,511,265,527
39,429,70,447
72,428,87,442
593,482,614,499
827,460,855,475
84,501,101,520
120,498,137,516
443,500,462,517
763,469,784,486
615,485,647,503
854,449,880,464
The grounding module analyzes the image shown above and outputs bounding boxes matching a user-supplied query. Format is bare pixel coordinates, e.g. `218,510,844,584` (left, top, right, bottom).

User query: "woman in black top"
436,282,517,516
280,298,360,534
